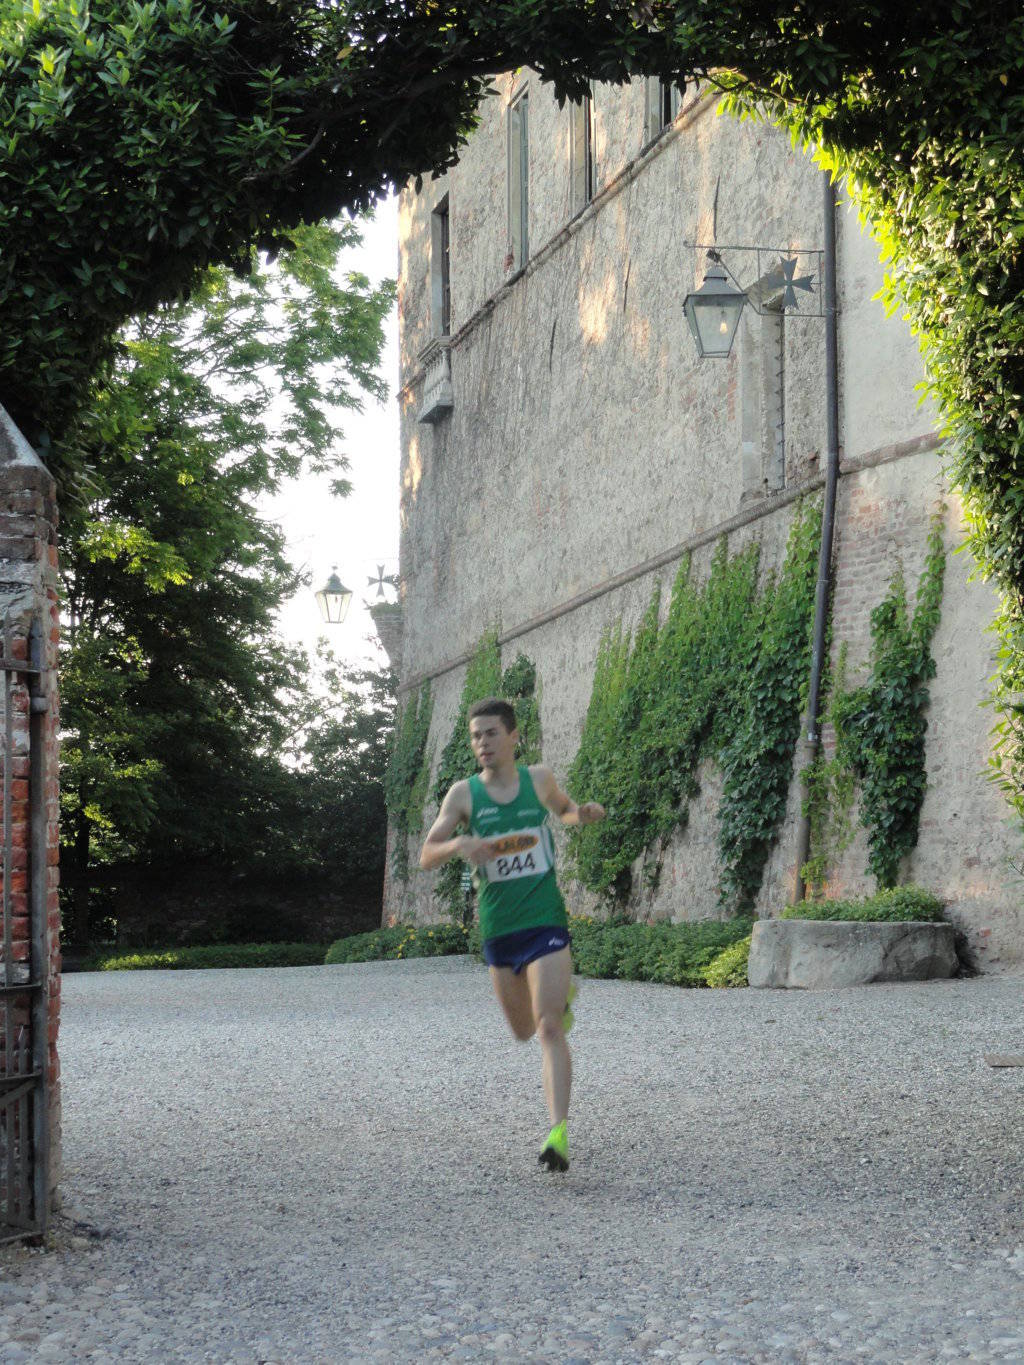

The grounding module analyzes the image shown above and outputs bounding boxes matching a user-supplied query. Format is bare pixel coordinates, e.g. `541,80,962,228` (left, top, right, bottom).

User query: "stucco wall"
389,74,1023,970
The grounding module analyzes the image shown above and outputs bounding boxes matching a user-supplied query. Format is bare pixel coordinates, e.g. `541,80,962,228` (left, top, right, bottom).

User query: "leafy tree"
59,221,394,942
282,652,395,888
4,0,1024,812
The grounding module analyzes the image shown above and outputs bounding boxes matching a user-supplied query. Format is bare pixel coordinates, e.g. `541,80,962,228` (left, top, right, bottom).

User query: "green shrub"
86,942,324,971
326,922,481,964
567,915,754,987
705,935,752,988
325,914,754,987
781,885,944,923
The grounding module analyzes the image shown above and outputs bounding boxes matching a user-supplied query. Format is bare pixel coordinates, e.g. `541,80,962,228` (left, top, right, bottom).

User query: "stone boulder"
748,919,957,989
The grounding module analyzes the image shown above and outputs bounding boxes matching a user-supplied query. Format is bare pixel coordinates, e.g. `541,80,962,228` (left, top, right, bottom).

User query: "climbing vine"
715,502,822,910
429,631,543,920
383,681,434,883
804,514,947,890
799,645,855,893
568,538,762,900
568,500,821,911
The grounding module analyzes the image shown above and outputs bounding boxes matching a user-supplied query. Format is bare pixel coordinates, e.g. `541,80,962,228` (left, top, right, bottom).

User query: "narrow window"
508,89,529,271
430,195,451,337
570,87,596,217
643,78,682,145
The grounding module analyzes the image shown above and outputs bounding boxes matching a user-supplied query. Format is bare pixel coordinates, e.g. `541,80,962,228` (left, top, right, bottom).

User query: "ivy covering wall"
803,514,946,891
389,509,946,921
383,682,433,883
568,500,821,912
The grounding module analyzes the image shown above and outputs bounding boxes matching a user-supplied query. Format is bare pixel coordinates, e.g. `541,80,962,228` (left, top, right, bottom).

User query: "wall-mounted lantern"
682,255,748,359
315,567,353,624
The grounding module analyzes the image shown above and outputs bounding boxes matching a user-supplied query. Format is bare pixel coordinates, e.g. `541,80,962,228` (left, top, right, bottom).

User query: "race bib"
483,827,551,883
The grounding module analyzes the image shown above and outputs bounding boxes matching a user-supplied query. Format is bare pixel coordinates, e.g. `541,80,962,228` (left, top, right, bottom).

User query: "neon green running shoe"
539,1121,569,1172
563,981,577,1035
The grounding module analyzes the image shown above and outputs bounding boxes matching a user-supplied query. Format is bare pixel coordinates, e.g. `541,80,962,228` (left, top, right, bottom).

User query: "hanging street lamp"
315,566,353,624
682,254,748,359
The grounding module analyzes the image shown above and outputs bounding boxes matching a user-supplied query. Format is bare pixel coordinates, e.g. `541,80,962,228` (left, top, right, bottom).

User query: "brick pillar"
0,404,61,1217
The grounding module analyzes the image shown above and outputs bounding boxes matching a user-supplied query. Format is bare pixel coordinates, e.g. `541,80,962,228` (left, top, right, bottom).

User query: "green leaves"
713,502,820,910
567,914,754,986
567,503,820,911
782,884,945,923
818,514,947,889
57,219,393,943
385,682,434,882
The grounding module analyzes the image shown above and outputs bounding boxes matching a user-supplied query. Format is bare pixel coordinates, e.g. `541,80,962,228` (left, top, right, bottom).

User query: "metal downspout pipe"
792,171,840,902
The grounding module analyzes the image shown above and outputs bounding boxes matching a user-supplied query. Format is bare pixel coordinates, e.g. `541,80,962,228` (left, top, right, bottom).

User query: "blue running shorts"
482,925,572,974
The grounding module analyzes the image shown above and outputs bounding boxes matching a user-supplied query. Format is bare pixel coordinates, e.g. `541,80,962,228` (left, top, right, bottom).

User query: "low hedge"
326,915,753,987
568,915,754,987
325,922,480,963
781,885,944,924
85,942,325,971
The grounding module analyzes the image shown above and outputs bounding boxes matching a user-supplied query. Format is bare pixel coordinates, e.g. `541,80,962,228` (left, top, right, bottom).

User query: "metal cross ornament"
367,565,389,598
761,256,816,310
367,565,400,599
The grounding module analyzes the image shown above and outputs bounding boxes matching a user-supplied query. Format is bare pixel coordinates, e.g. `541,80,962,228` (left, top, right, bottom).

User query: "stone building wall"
388,76,1023,971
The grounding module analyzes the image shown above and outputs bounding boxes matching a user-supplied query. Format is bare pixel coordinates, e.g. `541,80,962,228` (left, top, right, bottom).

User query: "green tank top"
467,765,567,942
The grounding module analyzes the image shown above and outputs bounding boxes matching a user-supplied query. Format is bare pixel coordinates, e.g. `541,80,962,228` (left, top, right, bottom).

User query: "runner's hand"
576,802,605,825
459,835,498,866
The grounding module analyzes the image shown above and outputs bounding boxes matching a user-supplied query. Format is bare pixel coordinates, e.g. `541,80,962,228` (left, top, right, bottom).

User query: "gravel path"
1,959,1023,1363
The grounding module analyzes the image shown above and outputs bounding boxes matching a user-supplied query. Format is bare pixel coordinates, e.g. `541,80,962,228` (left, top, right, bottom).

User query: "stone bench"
748,919,957,989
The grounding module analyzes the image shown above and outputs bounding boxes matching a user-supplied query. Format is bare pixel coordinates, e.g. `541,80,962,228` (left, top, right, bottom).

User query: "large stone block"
748,919,957,989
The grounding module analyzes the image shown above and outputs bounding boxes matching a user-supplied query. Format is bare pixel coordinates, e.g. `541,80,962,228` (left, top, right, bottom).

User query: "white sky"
265,194,401,670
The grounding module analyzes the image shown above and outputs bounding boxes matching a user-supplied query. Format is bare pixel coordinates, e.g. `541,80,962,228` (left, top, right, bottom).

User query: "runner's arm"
531,765,605,826
420,783,497,870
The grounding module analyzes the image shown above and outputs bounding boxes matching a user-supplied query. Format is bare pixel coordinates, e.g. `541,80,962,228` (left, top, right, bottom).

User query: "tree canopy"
59,219,394,943
4,0,1024,806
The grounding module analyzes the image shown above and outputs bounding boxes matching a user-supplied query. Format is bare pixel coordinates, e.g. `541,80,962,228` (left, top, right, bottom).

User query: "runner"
420,697,605,1171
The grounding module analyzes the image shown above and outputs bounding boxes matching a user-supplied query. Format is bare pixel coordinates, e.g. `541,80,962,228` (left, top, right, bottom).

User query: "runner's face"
469,715,518,770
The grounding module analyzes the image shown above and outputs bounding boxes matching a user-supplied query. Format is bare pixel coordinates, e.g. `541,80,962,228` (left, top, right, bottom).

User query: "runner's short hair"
467,697,517,733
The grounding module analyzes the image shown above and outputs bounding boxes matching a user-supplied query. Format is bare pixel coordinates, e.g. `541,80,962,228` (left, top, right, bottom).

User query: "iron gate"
0,613,50,1241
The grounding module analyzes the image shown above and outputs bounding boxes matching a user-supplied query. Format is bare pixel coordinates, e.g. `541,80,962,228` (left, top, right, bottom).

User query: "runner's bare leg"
525,947,572,1124
489,966,536,1040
